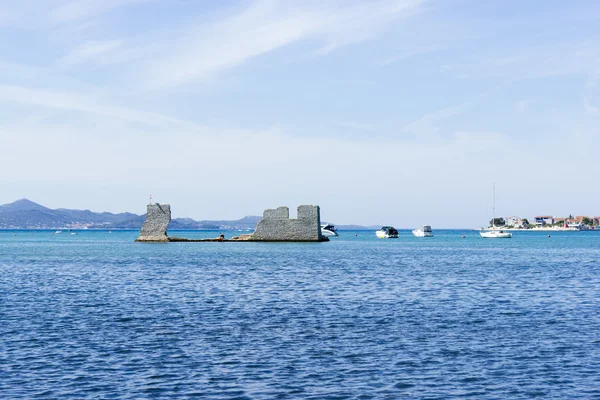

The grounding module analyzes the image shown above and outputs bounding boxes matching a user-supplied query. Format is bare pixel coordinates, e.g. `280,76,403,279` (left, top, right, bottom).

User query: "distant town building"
594,216,600,226
534,216,554,226
506,216,526,227
563,217,585,228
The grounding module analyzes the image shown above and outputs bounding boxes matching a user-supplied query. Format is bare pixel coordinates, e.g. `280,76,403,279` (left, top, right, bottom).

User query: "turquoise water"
1,229,599,398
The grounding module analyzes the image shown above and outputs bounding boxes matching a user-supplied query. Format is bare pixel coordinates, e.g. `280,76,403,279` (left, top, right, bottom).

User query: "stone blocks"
135,203,171,242
247,205,327,242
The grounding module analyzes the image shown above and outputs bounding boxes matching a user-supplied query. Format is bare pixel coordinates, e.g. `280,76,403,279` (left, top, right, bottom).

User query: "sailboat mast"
492,183,496,228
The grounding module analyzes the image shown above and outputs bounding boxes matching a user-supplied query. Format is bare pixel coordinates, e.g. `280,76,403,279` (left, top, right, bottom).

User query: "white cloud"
0,106,528,226
2,99,597,226
58,40,123,67
380,45,440,66
139,0,424,89
332,120,375,131
0,84,193,128
48,0,151,23
402,97,481,139
2,1,599,225
441,40,600,83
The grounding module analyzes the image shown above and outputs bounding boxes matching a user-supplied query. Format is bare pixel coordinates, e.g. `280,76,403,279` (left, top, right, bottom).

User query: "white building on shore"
506,216,526,228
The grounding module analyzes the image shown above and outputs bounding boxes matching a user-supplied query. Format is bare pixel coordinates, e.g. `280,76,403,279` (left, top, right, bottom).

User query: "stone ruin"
238,205,328,242
135,203,328,242
135,203,171,242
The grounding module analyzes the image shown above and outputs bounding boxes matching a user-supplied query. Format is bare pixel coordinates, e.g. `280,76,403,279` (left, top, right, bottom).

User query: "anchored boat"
413,225,433,237
480,183,512,239
480,230,512,238
321,224,339,237
376,226,399,238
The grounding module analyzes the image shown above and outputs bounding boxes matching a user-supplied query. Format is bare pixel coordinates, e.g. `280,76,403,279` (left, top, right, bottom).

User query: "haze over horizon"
1,0,598,228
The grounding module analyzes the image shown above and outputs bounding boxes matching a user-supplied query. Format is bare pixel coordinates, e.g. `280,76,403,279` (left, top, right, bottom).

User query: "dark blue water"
1,229,599,399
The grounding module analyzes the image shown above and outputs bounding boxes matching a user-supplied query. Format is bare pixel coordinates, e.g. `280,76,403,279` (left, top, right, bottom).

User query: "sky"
0,0,599,227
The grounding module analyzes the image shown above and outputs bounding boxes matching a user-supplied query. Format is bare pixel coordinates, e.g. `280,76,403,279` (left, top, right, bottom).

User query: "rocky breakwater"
235,205,328,242
135,203,171,242
134,202,328,243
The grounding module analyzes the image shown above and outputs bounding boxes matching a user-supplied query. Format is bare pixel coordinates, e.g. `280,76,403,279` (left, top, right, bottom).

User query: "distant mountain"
0,198,51,213
335,224,380,230
0,199,377,230
0,199,261,230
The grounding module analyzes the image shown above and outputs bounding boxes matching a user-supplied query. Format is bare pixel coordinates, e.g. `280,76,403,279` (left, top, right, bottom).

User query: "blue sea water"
1,229,599,399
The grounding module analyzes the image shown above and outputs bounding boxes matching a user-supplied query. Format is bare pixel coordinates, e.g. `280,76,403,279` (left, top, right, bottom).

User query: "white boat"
480,230,512,238
321,224,338,237
413,225,433,237
54,230,62,234
480,183,512,239
376,226,399,238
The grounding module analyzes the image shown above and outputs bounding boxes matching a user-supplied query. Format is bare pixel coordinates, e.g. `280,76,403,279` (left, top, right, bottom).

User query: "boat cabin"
381,226,399,235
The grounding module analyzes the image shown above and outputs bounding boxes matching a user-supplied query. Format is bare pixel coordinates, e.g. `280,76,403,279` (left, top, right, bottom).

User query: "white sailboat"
480,183,512,239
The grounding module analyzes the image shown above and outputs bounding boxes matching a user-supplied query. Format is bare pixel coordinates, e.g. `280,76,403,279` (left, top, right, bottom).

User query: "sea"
1,229,599,399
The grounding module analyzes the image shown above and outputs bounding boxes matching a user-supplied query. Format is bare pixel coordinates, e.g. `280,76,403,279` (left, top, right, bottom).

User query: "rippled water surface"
1,229,599,399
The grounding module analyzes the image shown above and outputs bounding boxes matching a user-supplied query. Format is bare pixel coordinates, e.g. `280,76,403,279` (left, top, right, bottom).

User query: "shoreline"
474,227,597,232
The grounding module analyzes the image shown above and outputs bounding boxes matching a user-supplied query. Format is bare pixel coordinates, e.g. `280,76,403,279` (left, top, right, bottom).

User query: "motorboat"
376,226,399,238
413,225,433,237
480,230,512,238
321,224,338,237
480,183,512,239
54,230,62,234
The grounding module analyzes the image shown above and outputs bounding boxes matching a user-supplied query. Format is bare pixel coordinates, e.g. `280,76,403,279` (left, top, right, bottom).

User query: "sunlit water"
1,229,599,399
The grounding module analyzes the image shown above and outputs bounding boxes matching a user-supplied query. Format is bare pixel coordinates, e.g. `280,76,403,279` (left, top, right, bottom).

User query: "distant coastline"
476,226,598,232
2,198,598,232
0,199,380,231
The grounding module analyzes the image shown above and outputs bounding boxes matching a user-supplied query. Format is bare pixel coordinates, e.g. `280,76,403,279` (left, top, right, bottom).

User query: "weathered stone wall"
248,205,327,242
136,203,171,242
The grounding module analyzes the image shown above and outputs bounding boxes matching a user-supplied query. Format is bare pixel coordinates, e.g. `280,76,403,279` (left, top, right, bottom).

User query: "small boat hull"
412,230,433,237
480,231,512,238
413,226,433,237
320,224,339,237
376,231,399,239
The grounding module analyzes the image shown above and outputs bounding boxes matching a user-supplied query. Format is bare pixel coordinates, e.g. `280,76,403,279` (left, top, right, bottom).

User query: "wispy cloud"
2,0,600,225
402,97,481,139
380,45,440,66
332,120,376,131
0,84,193,128
57,40,123,67
48,0,151,23
441,39,600,83
139,0,425,89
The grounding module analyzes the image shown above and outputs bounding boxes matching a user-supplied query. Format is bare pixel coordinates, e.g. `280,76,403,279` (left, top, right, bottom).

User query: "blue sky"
0,0,598,227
